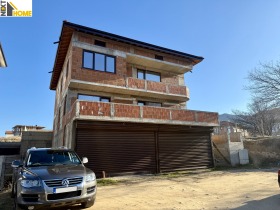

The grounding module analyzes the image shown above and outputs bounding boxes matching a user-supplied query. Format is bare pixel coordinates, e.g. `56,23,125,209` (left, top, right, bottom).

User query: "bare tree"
247,61,280,107
232,99,276,136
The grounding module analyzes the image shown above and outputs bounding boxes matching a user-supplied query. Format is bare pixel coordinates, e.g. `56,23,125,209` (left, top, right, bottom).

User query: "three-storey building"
50,21,218,177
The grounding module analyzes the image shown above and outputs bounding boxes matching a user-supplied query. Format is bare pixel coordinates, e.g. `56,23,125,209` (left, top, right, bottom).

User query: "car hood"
24,164,89,180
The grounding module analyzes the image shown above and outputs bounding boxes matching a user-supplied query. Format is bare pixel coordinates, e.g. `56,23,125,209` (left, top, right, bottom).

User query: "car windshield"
26,150,81,167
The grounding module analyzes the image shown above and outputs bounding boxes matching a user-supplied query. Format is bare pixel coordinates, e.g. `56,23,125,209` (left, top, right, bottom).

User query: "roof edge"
63,21,204,61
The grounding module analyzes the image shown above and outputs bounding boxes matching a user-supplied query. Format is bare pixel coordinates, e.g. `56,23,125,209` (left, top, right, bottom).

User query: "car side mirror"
11,160,23,168
82,157,88,164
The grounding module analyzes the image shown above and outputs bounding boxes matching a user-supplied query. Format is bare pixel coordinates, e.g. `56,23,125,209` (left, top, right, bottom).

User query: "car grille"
22,194,39,202
47,190,81,200
44,177,83,187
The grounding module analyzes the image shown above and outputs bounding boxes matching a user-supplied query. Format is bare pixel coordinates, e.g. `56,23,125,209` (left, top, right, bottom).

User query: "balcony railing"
66,101,218,127
69,76,189,102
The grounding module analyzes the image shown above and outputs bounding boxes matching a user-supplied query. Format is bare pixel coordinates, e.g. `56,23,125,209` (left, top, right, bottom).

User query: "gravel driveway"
1,168,280,210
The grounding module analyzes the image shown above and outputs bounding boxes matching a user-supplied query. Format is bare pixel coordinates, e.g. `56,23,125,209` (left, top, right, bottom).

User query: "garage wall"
75,121,214,177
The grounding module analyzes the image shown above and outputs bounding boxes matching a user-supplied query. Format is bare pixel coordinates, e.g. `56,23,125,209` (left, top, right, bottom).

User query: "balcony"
69,77,189,102
66,101,218,127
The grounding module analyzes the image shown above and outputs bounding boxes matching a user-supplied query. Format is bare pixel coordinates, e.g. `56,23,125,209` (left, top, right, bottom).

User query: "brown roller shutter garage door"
76,127,156,177
75,121,214,177
158,131,214,172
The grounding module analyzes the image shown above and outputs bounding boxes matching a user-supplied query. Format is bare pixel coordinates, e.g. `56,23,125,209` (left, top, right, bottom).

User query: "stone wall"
243,137,280,166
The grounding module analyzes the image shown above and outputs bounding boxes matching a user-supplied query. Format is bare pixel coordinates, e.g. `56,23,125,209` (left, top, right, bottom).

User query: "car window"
26,150,81,167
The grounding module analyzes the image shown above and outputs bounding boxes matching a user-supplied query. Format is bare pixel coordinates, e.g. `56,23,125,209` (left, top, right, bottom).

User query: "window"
83,51,93,69
155,55,163,60
137,69,161,82
82,50,115,73
137,101,161,107
95,40,106,47
78,94,110,102
26,150,81,167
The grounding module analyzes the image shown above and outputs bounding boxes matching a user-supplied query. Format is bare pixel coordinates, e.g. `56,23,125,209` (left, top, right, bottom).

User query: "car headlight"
21,179,41,188
85,173,96,182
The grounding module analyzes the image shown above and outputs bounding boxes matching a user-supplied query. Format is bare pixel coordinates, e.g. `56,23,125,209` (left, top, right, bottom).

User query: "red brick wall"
79,101,111,117
73,101,218,125
143,107,170,120
147,81,167,93
114,104,140,118
126,64,133,77
77,33,131,53
168,85,187,95
197,112,219,124
128,77,145,90
161,73,179,85
172,110,196,121
133,47,192,66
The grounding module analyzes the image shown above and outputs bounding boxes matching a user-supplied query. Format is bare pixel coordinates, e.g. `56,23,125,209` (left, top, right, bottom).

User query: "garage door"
76,128,156,177
158,132,214,172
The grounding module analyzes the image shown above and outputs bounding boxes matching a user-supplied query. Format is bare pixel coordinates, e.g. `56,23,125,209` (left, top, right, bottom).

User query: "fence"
0,155,20,191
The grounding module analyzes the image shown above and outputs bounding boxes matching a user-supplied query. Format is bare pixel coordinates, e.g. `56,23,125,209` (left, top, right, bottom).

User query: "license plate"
53,186,77,194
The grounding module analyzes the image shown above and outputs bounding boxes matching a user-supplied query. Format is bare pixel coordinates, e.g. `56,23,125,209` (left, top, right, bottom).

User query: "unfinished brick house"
50,21,218,177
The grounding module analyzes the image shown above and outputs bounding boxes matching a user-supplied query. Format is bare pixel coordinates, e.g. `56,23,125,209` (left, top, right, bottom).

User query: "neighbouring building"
1,125,48,155
214,121,248,137
11,125,45,136
50,21,219,177
0,42,7,68
5,131,13,137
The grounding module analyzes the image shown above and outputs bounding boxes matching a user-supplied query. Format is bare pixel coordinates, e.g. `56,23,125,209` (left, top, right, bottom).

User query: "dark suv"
11,147,97,210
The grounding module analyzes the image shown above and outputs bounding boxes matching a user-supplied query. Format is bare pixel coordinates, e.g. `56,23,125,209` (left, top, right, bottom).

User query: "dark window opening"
63,95,67,116
137,101,145,106
95,40,106,47
82,50,116,73
137,101,161,107
137,69,161,82
78,94,110,102
155,55,163,60
66,59,69,79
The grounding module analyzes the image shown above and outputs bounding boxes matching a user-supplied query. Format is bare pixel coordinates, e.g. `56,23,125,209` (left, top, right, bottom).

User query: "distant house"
11,125,45,136
5,131,13,137
0,42,7,68
214,121,248,137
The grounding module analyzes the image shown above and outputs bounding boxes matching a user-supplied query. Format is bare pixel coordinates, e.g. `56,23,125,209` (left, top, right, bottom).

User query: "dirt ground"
1,168,280,210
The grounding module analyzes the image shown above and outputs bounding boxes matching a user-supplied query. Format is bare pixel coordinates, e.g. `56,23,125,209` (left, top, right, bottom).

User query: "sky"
0,0,280,136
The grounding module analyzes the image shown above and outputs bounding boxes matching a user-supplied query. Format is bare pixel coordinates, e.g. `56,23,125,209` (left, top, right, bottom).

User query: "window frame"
82,50,116,74
137,69,161,82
